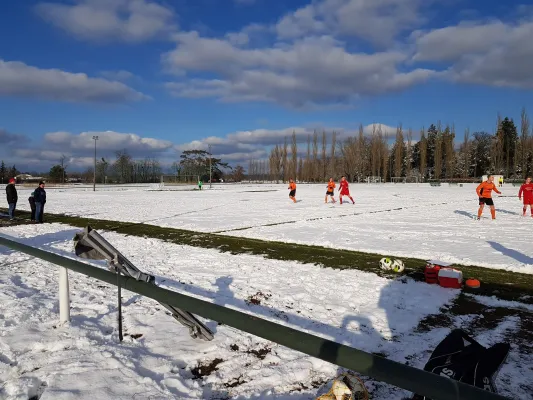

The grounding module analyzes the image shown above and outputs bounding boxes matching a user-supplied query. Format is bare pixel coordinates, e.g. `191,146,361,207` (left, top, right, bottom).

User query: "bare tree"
269,145,282,182
393,124,404,178
291,131,298,180
329,131,337,178
370,124,381,178
463,128,470,178
321,131,327,181
356,124,366,181
381,130,390,181
304,134,311,182
282,137,289,181
298,157,304,181
312,131,319,181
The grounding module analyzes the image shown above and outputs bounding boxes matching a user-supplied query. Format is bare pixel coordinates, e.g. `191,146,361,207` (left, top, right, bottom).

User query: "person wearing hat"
5,178,18,220
34,181,46,223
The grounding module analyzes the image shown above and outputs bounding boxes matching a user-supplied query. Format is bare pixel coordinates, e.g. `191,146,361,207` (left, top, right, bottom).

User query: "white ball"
391,259,405,273
380,257,392,270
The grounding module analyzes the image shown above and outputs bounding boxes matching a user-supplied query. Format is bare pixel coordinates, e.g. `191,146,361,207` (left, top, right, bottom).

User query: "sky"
0,0,532,172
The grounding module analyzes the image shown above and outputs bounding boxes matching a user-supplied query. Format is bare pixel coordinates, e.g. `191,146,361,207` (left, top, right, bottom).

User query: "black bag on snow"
411,329,510,399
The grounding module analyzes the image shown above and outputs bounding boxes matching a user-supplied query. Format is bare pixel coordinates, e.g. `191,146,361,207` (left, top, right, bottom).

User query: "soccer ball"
391,259,405,273
379,257,393,270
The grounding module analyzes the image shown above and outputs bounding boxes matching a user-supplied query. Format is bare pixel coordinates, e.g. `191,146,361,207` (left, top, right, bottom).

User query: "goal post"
391,177,406,184
159,175,200,189
365,176,382,184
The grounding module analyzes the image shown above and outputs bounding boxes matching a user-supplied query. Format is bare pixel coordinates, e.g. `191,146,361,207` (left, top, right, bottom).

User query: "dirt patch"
245,291,272,306
224,375,247,388
191,358,224,380
246,346,271,360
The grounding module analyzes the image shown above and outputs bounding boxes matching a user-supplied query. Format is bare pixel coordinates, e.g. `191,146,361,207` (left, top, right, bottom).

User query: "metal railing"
0,235,511,400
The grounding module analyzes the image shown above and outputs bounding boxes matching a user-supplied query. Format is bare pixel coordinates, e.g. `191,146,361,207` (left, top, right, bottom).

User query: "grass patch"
2,208,533,304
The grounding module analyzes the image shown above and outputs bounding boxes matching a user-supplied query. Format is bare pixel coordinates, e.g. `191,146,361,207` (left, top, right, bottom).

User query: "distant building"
16,174,44,184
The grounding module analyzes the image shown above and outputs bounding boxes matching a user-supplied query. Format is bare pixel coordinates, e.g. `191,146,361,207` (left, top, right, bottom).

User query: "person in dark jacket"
34,181,46,223
5,178,18,220
28,190,36,221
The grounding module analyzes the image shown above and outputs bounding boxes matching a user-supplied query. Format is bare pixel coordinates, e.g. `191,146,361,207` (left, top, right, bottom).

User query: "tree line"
261,109,530,183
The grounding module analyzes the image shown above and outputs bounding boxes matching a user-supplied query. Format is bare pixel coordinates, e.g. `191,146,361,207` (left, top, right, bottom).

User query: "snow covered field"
1,183,532,399
9,182,533,273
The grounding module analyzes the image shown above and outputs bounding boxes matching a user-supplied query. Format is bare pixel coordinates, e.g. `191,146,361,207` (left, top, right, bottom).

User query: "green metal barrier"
0,235,511,400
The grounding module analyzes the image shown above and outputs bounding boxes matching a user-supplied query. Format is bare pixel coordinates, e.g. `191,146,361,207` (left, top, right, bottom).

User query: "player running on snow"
338,176,355,204
476,175,501,220
325,178,336,203
288,179,297,203
518,177,533,217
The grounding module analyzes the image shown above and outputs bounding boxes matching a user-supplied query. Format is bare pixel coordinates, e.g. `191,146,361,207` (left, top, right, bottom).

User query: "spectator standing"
5,178,18,220
34,181,47,223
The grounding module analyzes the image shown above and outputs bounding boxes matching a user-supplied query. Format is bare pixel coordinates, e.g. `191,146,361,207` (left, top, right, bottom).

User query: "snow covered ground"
1,223,531,399
1,183,532,399
8,182,533,273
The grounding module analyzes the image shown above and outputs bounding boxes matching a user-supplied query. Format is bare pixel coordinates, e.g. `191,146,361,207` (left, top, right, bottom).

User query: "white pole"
59,267,71,323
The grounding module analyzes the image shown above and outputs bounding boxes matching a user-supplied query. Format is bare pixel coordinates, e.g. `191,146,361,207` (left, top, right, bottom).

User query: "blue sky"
0,0,532,172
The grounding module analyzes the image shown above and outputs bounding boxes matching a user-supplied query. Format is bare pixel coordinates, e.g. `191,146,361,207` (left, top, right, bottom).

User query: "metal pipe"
0,235,511,400
59,267,70,323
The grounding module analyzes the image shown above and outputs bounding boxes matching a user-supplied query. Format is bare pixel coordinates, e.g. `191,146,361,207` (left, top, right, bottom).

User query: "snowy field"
1,224,531,399
8,182,533,273
1,183,533,399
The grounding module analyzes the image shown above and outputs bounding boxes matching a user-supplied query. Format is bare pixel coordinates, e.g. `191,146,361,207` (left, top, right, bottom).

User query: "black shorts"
289,190,296,197
326,190,334,196
479,197,494,206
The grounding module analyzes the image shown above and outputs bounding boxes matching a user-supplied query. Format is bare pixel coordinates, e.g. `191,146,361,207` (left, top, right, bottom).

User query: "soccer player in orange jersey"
325,178,336,203
288,179,297,203
338,176,355,204
475,175,501,220
518,177,533,217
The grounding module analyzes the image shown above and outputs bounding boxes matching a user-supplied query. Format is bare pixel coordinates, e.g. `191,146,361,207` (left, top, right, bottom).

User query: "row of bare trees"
261,108,532,183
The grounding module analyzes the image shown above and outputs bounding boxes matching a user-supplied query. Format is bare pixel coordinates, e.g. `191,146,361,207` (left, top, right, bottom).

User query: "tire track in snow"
213,198,479,234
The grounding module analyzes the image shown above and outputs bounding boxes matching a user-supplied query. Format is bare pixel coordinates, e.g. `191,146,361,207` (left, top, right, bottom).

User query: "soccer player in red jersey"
338,176,355,204
518,177,533,217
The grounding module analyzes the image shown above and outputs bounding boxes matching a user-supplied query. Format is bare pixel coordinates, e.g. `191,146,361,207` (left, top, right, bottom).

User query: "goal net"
157,175,200,190
366,176,382,184
391,177,406,184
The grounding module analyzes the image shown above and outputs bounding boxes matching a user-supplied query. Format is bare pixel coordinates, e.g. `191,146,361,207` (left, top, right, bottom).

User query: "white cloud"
275,0,426,46
4,124,404,171
413,17,533,88
43,130,174,154
36,0,177,43
163,32,434,108
0,60,148,103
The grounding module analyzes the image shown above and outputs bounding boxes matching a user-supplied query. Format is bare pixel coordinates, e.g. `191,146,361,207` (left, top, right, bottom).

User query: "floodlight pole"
92,136,99,191
208,144,212,189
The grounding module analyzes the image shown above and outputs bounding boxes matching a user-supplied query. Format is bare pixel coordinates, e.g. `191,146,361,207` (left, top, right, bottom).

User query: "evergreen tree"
499,117,518,177
472,132,492,176
8,165,18,179
0,161,6,183
49,165,67,182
